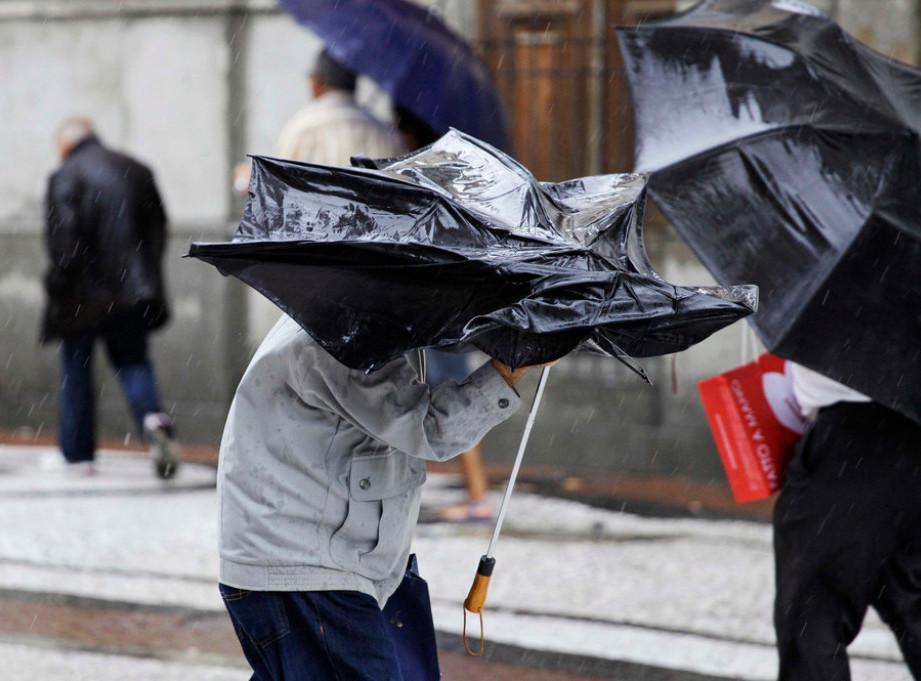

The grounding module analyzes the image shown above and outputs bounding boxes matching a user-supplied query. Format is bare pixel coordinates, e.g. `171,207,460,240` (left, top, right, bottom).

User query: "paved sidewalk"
0,444,911,680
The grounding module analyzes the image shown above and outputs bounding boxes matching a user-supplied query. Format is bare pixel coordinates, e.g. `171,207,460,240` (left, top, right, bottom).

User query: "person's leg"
424,350,493,522
428,444,494,522
460,443,489,503
873,535,921,680
220,586,403,681
774,513,866,681
868,414,921,679
773,404,897,681
59,335,96,464
103,307,179,478
101,308,161,432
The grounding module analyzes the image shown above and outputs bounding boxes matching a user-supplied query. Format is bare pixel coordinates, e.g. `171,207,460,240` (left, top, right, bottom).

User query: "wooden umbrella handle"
463,555,496,656
463,555,495,613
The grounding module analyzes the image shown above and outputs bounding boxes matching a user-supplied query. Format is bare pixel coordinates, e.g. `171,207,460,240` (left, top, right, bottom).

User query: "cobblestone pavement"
0,440,911,681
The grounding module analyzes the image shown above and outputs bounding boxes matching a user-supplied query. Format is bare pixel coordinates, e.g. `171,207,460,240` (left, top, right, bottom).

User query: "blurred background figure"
422,350,494,522
232,48,402,192
277,47,402,165
41,117,178,479
232,48,404,340
396,104,494,523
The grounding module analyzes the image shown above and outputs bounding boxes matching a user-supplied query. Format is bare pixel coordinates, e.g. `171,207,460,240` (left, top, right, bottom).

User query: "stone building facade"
0,0,916,480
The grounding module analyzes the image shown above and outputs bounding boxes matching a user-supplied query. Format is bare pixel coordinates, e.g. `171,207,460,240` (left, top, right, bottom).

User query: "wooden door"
476,0,680,181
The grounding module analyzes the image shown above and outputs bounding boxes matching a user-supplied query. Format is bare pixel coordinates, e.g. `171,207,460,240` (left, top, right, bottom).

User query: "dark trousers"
774,402,921,681
59,307,162,463
219,586,404,681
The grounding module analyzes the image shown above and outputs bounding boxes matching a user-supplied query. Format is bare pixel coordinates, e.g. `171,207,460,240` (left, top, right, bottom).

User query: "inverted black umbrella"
617,0,921,424
276,0,512,152
189,129,756,374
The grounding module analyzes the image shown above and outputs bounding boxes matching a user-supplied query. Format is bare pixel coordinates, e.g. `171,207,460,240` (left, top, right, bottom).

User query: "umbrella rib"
631,24,908,131
651,124,906,174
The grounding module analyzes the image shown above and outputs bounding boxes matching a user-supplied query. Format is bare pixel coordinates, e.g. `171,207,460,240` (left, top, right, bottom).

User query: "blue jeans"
423,349,470,388
60,307,162,463
219,586,404,681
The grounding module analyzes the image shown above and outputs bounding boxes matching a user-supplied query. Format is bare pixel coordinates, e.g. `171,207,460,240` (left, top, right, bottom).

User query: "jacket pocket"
329,451,425,580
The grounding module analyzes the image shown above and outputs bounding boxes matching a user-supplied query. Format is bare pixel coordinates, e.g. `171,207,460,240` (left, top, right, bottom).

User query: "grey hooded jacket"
218,315,523,606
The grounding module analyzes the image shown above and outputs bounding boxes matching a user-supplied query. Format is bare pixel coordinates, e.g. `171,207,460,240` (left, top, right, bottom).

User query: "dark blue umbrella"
277,0,512,152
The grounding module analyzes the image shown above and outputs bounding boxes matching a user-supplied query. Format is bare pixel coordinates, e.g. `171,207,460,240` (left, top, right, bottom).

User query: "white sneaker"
39,452,96,477
143,412,180,480
39,452,68,472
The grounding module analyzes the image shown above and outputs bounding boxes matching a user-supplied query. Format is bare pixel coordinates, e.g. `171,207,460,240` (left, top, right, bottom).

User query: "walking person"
232,48,404,340
773,363,921,680
217,313,550,680
233,47,402,190
275,47,403,166
394,106,495,524
41,117,179,479
421,350,495,522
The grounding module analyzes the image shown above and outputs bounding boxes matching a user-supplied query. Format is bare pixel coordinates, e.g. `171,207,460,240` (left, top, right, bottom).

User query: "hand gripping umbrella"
617,0,921,424
189,129,756,650
276,0,512,152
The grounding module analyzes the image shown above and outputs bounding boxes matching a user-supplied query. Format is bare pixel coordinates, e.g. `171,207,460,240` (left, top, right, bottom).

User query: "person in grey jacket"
218,314,544,681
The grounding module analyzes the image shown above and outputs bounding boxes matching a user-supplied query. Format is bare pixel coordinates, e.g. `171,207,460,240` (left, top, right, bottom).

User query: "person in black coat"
42,117,179,479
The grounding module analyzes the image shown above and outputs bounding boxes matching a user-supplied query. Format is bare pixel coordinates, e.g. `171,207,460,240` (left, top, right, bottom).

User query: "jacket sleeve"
138,168,168,262
44,171,84,275
287,343,523,462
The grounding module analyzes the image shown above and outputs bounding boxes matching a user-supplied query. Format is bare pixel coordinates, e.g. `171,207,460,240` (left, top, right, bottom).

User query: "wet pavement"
0,442,911,681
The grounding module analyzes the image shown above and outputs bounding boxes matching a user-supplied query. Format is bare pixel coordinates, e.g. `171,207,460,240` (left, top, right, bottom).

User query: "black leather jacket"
42,137,169,340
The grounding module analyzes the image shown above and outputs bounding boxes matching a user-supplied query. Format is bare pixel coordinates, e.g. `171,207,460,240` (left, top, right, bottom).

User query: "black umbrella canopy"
617,0,921,423
189,130,756,373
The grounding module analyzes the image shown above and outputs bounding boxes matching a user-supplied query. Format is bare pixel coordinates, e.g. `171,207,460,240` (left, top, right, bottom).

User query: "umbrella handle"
462,554,495,656
463,554,496,613
461,366,551,656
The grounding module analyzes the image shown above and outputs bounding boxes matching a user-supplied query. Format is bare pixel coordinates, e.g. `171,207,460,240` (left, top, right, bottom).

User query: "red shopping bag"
698,354,809,503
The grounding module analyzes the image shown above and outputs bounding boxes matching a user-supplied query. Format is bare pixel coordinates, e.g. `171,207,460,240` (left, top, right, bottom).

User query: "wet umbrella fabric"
276,0,512,152
189,130,756,373
617,0,921,424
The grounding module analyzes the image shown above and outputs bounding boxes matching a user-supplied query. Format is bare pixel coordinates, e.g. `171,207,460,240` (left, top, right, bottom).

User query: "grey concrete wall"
0,2,251,446
0,0,917,481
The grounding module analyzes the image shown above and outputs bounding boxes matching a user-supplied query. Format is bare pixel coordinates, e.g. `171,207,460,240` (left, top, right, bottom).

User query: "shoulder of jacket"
48,164,80,192
107,148,152,174
262,316,317,353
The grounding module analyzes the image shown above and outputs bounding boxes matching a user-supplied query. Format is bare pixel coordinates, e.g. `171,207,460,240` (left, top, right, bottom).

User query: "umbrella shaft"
486,366,552,558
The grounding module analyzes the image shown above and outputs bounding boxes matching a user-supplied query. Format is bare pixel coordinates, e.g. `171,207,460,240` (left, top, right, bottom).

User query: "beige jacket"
275,91,403,166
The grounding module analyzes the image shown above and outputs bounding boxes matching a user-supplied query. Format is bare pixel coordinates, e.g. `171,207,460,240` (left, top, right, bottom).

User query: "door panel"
477,0,678,180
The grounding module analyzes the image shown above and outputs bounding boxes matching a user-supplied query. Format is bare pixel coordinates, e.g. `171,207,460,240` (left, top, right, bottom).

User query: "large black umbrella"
189,130,756,373
276,0,512,152
617,0,921,424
